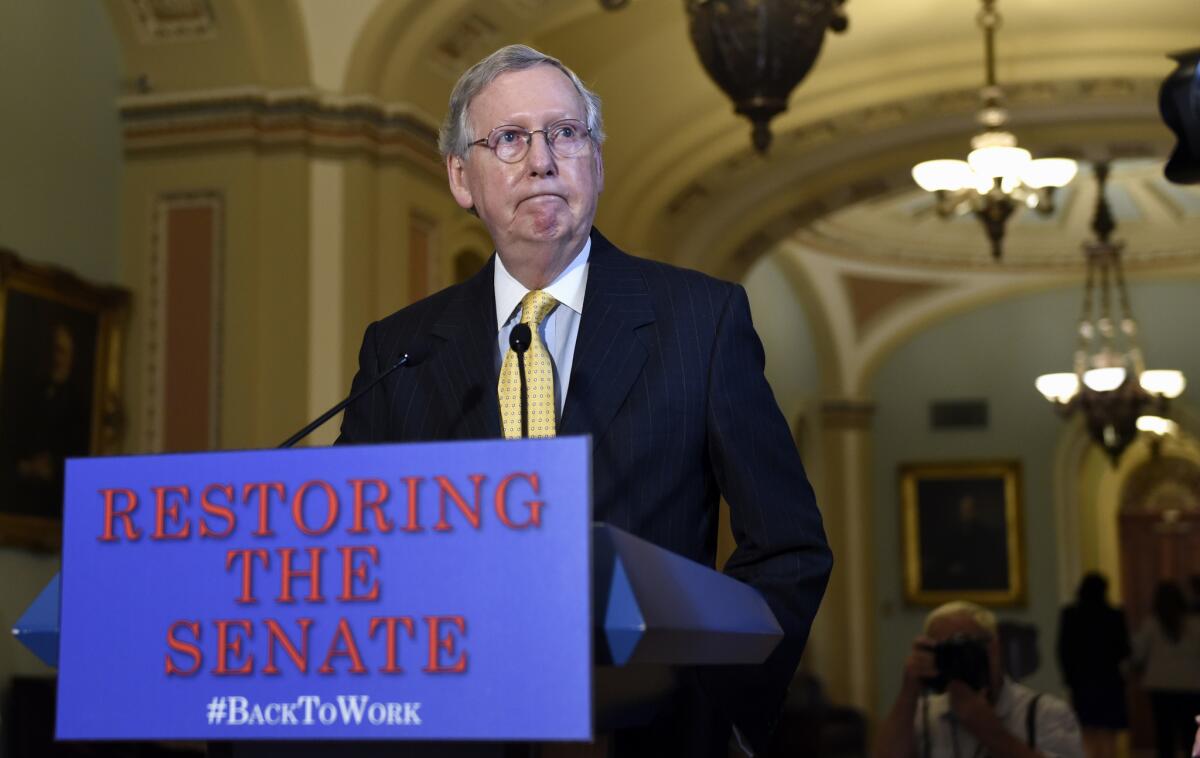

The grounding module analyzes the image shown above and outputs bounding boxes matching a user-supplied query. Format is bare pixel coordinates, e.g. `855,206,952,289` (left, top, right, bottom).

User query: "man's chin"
514,217,581,246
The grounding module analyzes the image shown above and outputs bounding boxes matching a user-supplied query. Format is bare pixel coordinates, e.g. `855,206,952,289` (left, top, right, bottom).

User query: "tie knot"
520,290,558,326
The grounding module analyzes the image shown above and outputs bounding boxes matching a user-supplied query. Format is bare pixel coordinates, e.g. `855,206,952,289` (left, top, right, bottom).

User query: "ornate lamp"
684,0,848,153
1034,163,1186,465
911,0,1077,260
1160,47,1200,185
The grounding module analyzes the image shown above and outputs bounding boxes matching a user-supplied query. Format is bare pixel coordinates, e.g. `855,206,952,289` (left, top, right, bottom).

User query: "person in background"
1133,581,1200,758
1188,575,1200,613
1056,573,1131,758
336,43,832,755
874,601,1083,758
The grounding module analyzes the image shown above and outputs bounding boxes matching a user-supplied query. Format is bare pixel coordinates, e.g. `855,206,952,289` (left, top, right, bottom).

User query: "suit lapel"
560,230,656,439
428,257,503,439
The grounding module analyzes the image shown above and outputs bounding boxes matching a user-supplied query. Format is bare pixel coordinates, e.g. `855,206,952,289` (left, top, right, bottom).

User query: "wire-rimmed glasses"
470,119,592,164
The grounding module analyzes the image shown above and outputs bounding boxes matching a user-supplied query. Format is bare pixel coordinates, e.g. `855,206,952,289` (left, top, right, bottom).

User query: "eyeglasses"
470,119,592,164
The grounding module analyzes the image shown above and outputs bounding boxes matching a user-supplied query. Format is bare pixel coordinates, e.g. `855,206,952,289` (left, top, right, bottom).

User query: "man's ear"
446,154,475,210
593,144,605,195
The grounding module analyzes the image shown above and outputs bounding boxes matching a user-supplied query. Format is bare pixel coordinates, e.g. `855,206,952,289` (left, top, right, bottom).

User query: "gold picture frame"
900,460,1025,606
0,249,129,552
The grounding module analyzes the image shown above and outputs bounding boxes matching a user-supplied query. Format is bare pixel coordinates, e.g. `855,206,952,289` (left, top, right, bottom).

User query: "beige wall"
0,0,124,715
0,2,122,279
120,149,311,451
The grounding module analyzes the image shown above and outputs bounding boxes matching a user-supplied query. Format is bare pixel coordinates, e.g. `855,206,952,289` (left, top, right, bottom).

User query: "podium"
14,438,782,754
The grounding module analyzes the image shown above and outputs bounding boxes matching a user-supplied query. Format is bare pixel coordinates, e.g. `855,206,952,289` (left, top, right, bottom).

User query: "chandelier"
598,1,849,153
911,0,1078,260
1160,47,1200,185
684,0,848,153
1034,163,1186,465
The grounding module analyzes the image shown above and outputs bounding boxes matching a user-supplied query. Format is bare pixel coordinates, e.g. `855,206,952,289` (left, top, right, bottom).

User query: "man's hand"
902,636,938,692
946,680,998,733
873,634,939,758
947,681,1038,758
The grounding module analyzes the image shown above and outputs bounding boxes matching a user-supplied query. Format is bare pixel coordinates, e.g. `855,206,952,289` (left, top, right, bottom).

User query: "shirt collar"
493,236,591,329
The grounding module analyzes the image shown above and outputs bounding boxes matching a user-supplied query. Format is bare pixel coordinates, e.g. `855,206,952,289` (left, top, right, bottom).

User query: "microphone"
278,337,434,448
509,323,531,439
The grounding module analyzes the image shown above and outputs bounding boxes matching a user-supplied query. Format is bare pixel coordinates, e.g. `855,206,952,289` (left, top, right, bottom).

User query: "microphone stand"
279,351,417,448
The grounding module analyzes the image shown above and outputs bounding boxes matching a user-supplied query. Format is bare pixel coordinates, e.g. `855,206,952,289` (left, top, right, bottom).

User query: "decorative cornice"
670,75,1165,281
1120,456,1200,514
126,0,217,43
120,89,443,174
667,76,1163,221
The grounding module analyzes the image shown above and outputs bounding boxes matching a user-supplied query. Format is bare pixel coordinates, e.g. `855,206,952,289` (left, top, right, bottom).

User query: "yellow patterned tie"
499,290,559,439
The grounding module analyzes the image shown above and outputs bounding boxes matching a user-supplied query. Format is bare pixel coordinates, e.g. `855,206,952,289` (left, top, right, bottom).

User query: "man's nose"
525,131,556,176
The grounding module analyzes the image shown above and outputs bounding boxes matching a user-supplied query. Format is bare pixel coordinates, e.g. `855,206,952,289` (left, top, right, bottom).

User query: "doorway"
1117,456,1200,751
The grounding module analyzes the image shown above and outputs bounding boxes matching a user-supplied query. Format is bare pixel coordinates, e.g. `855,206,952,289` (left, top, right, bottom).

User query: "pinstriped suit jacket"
337,228,832,748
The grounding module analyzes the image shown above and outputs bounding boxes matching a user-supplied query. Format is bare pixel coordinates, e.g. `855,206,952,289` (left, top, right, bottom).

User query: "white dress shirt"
915,678,1083,758
1132,614,1200,691
493,237,590,420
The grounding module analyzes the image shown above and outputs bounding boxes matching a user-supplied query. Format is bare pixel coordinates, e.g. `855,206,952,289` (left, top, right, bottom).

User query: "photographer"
874,602,1083,758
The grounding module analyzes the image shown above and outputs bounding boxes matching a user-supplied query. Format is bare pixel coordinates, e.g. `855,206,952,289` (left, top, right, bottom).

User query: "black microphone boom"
509,323,532,439
279,338,433,448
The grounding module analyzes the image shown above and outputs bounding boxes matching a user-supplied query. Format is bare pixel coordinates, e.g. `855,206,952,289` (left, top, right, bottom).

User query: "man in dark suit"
338,43,832,755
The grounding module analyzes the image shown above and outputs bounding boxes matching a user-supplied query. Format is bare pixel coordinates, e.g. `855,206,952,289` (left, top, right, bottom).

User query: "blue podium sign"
56,437,592,741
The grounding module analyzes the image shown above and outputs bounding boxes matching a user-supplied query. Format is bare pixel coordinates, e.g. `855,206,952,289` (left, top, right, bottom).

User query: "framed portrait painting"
0,250,129,552
899,460,1025,606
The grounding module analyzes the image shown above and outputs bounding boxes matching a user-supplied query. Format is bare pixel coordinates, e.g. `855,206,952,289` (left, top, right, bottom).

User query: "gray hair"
438,44,605,159
924,601,998,638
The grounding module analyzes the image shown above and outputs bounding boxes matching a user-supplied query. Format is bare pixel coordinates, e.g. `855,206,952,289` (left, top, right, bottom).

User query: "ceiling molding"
662,77,1159,223
126,0,218,43
798,158,1200,272
119,88,442,175
653,81,1169,282
840,274,948,340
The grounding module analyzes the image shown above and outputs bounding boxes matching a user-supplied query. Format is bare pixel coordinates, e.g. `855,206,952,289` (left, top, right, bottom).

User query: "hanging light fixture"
1034,163,1186,465
911,0,1078,260
684,0,849,153
600,1,849,153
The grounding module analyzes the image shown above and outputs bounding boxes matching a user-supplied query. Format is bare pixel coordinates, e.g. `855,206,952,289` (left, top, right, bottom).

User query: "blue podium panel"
12,573,60,667
56,438,592,742
593,524,782,667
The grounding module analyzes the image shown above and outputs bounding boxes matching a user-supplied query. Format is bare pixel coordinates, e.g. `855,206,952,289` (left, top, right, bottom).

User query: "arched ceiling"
103,0,1200,395
337,0,1198,274
108,0,1199,280
104,0,310,90
799,158,1200,271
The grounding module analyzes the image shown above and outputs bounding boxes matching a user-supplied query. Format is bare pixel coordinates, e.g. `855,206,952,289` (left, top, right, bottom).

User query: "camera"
922,634,990,694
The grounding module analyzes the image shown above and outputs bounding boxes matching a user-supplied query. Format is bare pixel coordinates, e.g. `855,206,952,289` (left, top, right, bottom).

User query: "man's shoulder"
1006,679,1060,704
369,266,488,338
375,283,457,327
592,229,740,301
1012,683,1083,758
1004,680,1075,726
1030,689,1073,718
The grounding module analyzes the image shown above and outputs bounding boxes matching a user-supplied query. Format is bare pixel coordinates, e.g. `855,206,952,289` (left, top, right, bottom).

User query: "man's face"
446,65,603,267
